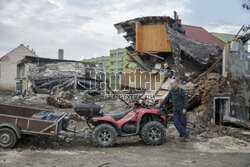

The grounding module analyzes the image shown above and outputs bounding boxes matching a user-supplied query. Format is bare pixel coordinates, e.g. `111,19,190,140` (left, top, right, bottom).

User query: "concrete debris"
47,91,73,108
12,95,23,100
166,124,179,137
195,136,249,153
151,63,162,74
47,96,72,108
23,94,50,104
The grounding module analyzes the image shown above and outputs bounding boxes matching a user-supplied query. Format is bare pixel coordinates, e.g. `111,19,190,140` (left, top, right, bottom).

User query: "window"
118,52,124,58
111,61,116,65
118,60,124,66
106,66,109,70
111,54,116,58
19,64,25,78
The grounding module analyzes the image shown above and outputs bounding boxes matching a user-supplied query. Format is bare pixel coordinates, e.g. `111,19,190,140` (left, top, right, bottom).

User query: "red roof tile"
182,25,225,49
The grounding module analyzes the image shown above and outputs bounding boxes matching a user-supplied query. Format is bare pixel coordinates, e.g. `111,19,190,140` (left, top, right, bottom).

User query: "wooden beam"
193,56,222,83
127,53,147,71
140,51,164,60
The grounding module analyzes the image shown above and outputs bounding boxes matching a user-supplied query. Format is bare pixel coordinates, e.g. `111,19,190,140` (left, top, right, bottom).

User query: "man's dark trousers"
173,109,188,137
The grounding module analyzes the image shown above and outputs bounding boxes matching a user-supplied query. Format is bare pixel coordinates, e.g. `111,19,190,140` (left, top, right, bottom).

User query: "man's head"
170,79,178,90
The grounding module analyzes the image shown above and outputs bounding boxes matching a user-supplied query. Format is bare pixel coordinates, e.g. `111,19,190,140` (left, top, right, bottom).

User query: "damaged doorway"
213,96,231,124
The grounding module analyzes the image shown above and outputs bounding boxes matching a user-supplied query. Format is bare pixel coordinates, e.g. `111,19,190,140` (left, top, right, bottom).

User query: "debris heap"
115,16,250,126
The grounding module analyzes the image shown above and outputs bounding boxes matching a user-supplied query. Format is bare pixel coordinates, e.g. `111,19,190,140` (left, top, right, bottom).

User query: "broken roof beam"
193,56,222,83
125,46,135,53
140,51,164,60
127,53,151,72
124,35,134,42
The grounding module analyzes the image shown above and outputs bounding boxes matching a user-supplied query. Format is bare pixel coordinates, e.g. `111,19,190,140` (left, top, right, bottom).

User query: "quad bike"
74,100,168,147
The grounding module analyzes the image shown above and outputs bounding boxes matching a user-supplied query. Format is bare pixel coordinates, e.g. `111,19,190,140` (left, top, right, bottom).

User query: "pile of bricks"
186,73,228,124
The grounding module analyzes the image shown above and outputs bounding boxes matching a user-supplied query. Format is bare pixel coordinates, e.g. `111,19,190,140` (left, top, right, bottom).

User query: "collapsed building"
16,56,105,95
114,15,250,126
114,16,222,82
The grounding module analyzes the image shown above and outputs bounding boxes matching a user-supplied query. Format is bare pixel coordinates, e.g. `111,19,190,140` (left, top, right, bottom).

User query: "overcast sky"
0,0,249,60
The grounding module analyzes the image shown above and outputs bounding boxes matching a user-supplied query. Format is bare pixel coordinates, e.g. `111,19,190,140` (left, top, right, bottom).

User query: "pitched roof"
0,44,38,61
210,32,236,43
182,25,225,49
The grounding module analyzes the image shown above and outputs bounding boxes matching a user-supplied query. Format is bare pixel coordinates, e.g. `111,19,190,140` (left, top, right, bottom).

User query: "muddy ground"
0,136,249,167
0,93,250,167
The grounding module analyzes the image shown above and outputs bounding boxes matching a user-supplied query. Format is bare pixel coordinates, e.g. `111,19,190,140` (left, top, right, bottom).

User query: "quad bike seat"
105,109,133,121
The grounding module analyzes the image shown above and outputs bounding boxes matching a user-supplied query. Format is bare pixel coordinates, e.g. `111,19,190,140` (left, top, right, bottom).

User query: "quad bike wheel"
0,128,17,149
141,121,166,145
93,124,117,147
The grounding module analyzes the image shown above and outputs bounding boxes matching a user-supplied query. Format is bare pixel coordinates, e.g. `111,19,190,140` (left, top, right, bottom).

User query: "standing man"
160,79,189,142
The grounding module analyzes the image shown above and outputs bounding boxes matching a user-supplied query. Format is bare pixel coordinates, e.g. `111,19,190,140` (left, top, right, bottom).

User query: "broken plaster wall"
227,41,250,108
229,41,247,79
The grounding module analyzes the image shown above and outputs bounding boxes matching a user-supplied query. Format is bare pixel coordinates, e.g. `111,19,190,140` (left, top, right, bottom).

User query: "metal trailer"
0,104,72,149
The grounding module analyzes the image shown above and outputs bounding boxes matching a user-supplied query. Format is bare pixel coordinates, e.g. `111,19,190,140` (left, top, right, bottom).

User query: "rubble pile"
195,136,249,152
46,90,73,108
46,90,106,108
186,73,228,124
47,96,72,108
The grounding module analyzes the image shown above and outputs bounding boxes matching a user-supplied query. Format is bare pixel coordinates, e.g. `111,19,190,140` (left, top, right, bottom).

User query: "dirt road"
0,136,249,167
0,94,249,167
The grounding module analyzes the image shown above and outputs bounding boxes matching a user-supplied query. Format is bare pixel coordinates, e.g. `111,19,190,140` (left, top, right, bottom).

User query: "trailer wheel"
141,121,165,145
93,124,117,147
0,128,17,149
